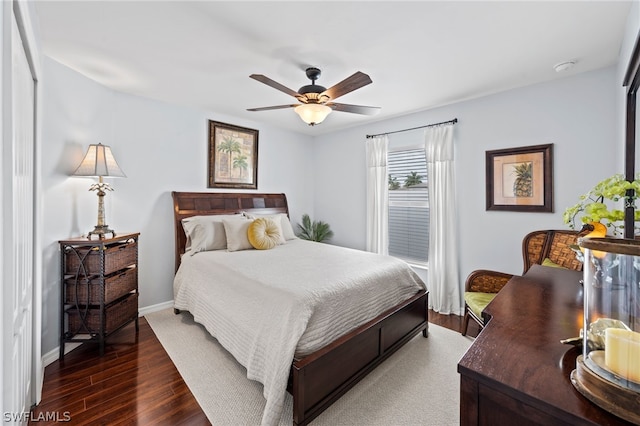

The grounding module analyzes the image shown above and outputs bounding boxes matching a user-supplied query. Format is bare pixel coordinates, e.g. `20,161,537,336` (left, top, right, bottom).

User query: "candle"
605,328,640,383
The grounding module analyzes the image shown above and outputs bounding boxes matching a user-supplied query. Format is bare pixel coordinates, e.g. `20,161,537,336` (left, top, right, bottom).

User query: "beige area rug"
145,308,473,426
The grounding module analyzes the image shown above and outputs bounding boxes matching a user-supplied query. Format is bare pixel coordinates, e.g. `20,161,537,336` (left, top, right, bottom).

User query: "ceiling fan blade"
249,74,300,98
328,102,381,115
247,104,299,112
322,72,373,100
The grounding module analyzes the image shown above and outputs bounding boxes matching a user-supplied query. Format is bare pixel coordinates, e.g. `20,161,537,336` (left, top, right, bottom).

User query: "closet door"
3,10,36,423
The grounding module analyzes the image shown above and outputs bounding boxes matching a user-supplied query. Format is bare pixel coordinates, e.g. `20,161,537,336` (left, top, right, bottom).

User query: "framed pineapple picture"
486,143,553,212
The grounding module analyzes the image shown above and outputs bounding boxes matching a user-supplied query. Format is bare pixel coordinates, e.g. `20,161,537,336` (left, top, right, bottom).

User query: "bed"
171,191,428,426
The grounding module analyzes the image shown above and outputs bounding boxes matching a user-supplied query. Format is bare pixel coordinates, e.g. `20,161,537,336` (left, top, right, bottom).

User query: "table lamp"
72,143,126,239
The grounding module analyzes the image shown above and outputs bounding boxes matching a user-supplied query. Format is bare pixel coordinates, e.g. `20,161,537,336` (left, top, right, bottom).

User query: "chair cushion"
464,292,497,320
542,257,568,269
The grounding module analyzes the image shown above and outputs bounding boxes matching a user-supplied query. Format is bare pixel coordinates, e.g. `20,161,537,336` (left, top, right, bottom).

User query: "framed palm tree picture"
486,143,553,212
208,120,258,189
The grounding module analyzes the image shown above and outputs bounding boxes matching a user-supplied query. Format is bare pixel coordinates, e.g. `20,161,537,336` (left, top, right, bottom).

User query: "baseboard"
43,299,175,367
42,342,81,367
139,300,174,316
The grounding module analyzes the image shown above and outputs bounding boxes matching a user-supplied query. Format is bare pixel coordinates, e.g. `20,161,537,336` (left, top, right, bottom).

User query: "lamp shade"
294,104,332,126
73,143,126,177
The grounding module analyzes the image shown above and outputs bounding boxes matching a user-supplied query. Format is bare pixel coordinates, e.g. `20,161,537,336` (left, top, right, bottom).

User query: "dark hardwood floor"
31,310,479,425
31,318,209,425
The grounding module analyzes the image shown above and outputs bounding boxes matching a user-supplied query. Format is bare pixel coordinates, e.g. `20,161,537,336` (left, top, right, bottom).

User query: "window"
387,148,429,264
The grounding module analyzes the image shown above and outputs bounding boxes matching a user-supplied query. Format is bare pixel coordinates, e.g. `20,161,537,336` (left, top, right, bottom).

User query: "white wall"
40,48,627,354
313,67,619,287
40,57,315,354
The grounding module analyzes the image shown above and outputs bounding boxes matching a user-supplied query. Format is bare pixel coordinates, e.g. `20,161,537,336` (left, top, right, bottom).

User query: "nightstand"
59,232,139,358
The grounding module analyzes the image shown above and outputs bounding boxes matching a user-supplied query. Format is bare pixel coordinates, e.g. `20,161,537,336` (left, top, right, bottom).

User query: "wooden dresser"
458,265,634,425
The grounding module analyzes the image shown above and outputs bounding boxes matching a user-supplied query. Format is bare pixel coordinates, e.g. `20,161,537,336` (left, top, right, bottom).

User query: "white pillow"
182,214,244,254
278,215,297,241
222,218,254,252
244,212,296,241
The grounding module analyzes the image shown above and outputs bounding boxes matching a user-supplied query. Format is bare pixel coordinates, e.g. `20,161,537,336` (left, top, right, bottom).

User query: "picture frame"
486,143,553,212
208,120,258,189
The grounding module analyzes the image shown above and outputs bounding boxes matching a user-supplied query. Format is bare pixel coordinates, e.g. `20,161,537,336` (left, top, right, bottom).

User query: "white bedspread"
173,239,425,426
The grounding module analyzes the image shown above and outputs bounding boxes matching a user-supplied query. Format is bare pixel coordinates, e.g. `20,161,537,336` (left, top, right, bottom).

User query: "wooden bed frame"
171,191,428,425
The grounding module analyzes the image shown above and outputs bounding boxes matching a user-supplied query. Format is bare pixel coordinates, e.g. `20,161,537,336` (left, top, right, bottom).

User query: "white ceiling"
34,1,632,136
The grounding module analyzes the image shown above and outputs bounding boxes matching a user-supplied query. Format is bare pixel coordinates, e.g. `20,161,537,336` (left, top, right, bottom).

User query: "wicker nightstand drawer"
67,293,138,335
64,240,137,276
64,266,137,305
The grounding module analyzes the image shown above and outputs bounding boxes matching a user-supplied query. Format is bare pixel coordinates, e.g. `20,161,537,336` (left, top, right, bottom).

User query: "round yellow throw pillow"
247,218,281,250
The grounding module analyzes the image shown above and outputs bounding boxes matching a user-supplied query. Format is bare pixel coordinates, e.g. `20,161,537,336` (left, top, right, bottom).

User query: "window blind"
387,149,429,264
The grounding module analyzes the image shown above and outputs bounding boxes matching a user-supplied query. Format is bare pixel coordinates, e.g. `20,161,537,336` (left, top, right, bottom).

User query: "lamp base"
571,355,640,424
87,225,116,240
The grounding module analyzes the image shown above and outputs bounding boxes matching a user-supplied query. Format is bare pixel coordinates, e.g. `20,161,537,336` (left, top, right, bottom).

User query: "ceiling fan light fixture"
294,103,332,126
248,68,377,124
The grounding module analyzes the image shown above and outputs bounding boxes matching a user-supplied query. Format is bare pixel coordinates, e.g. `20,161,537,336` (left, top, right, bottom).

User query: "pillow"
247,218,281,250
279,215,297,241
222,218,254,252
181,214,244,254
243,212,296,241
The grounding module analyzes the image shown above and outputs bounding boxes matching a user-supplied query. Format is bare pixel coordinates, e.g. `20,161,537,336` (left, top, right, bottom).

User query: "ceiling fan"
247,67,381,126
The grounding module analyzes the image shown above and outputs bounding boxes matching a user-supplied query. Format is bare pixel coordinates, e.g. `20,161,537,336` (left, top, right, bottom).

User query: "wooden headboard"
171,191,289,272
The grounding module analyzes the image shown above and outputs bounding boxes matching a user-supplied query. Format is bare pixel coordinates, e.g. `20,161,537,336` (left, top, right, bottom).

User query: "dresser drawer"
67,293,138,335
65,266,137,305
64,240,137,276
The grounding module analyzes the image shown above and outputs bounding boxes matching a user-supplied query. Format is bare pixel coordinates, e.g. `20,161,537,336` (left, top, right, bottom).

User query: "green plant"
404,171,423,188
563,174,640,235
388,175,400,190
296,214,334,243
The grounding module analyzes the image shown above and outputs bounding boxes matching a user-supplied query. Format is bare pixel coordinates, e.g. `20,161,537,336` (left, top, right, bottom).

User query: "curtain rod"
365,118,458,138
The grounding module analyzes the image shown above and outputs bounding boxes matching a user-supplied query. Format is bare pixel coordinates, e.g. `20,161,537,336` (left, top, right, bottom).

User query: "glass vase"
572,237,640,424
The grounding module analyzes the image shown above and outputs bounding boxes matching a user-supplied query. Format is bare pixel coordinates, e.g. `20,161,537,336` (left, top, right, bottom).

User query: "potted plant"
296,214,334,243
563,174,640,236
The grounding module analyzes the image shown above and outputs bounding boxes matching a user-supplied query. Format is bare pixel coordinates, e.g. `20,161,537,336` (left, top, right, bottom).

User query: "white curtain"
366,136,389,255
425,124,462,315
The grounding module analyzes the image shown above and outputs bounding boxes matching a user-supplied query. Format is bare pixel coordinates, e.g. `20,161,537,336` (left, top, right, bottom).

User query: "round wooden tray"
571,355,640,424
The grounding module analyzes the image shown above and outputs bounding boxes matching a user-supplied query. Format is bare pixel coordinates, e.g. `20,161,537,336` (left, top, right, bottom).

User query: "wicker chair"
462,229,584,336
